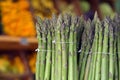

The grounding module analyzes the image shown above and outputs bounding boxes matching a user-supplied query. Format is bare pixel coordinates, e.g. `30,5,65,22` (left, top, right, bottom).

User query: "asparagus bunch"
36,14,83,80
36,13,120,80
78,13,120,80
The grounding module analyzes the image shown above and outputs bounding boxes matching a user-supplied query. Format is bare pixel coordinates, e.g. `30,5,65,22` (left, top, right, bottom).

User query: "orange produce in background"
13,56,25,74
1,0,36,37
28,53,36,73
0,54,25,74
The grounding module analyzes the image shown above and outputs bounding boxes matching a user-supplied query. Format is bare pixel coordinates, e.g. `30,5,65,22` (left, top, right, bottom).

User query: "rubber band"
35,48,53,52
36,49,120,55
52,40,76,44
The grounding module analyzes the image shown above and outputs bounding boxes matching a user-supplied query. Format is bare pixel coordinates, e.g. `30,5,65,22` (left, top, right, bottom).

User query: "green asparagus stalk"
112,17,119,80
78,18,87,78
88,48,95,80
91,13,99,80
95,18,102,80
79,22,89,80
79,20,91,80
68,15,74,80
84,52,92,80
117,21,120,80
114,61,119,80
78,22,87,73
84,26,95,80
78,46,86,71
101,19,109,80
51,32,55,80
35,17,42,80
72,16,79,80
51,15,57,80
84,20,94,80
113,16,119,80
114,23,118,80
76,17,84,55
54,16,59,80
44,20,52,80
79,48,85,68
63,15,70,80
114,29,118,80
108,20,114,80
39,21,48,80
56,15,62,80
87,13,99,80
61,22,67,80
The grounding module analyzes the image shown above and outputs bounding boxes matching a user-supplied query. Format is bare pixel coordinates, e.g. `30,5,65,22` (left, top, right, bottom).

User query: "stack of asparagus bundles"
35,14,84,80
35,13,120,80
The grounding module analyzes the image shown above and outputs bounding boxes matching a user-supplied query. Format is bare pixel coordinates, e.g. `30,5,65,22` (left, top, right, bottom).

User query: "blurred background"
0,0,120,80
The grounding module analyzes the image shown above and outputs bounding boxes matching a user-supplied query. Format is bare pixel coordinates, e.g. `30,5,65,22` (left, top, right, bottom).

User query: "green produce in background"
99,3,115,19
80,1,90,13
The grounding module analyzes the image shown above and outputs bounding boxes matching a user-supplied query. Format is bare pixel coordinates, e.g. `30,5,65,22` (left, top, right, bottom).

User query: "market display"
36,13,120,80
1,0,36,37
0,0,120,80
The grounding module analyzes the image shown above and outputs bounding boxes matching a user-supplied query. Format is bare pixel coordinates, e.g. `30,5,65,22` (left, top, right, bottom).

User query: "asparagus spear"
68,15,74,80
113,25,118,80
39,20,47,80
114,60,119,80
61,22,67,80
76,16,84,56
79,20,91,80
44,20,52,80
95,18,102,80
78,22,87,73
72,16,79,80
91,13,100,80
51,15,57,80
35,17,42,80
84,20,94,80
88,39,96,80
87,13,99,80
108,19,114,80
113,15,120,80
56,15,62,80
116,16,120,80
54,16,59,80
63,14,72,80
84,52,92,80
84,24,95,79
101,18,109,80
